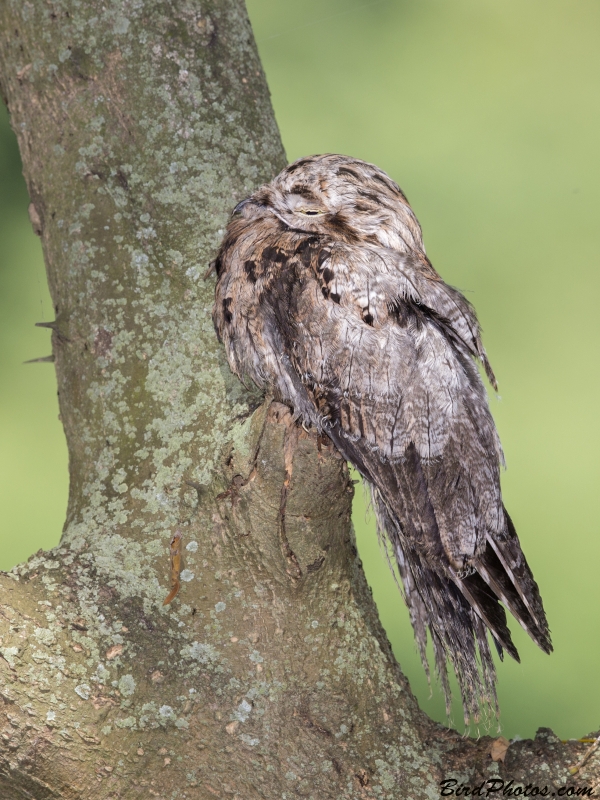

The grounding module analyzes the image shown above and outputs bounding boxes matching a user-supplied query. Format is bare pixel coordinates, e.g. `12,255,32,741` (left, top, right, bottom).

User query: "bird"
212,153,551,724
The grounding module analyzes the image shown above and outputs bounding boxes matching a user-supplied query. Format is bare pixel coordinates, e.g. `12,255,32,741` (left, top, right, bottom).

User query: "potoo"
212,154,551,723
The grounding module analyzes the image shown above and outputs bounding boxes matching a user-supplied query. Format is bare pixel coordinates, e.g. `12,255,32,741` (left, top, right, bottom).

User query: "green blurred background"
1,0,598,739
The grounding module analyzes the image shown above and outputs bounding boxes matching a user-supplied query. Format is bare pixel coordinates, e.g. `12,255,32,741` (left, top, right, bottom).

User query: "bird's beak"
232,197,251,215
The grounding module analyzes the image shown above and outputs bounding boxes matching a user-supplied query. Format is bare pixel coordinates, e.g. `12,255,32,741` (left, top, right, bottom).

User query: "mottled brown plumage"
212,154,551,723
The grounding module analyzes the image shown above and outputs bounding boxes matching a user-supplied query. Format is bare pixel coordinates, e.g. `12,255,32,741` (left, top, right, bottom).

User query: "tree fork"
0,1,597,797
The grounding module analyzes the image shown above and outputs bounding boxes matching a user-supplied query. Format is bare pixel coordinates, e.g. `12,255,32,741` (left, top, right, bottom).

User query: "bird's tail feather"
372,480,552,723
483,512,552,653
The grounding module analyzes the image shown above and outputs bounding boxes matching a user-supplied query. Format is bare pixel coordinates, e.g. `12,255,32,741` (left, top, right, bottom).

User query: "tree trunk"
0,1,597,797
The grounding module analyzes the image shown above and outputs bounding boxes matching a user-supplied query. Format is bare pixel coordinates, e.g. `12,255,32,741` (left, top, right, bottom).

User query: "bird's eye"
297,208,324,216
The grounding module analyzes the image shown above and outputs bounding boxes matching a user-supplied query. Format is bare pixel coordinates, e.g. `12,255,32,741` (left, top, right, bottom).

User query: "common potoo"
212,154,551,723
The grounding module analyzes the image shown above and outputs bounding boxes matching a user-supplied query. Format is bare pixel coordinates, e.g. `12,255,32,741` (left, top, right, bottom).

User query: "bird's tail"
370,486,551,726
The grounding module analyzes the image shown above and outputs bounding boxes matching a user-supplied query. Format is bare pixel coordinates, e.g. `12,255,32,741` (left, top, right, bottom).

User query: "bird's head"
232,154,425,254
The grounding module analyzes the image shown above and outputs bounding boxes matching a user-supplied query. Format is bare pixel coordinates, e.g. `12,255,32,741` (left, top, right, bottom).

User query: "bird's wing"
269,238,505,557
256,234,550,720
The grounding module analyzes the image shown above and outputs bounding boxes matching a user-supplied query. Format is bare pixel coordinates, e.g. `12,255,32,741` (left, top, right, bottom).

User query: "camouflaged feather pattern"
212,154,551,723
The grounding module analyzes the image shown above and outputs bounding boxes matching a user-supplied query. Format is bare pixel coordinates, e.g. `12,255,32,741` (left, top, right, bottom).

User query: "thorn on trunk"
24,355,55,363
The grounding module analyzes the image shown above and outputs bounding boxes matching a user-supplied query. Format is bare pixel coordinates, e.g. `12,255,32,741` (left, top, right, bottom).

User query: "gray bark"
0,1,597,797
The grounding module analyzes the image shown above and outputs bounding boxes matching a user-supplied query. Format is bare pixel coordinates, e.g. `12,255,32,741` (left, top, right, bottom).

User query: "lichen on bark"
0,1,598,798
